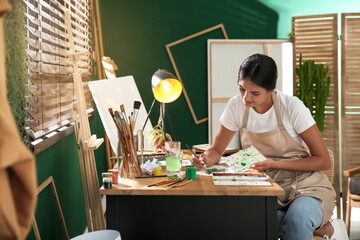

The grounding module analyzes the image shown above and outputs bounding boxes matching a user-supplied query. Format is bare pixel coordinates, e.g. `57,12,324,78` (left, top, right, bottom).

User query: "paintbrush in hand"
185,144,207,169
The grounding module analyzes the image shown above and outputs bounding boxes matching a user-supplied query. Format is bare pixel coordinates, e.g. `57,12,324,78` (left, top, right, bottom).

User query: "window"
25,0,94,149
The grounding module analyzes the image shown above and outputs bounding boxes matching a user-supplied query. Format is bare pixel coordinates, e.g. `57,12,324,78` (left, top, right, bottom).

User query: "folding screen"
208,39,292,148
292,14,340,217
341,13,360,216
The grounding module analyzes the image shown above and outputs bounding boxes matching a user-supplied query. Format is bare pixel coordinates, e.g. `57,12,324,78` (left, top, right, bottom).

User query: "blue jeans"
278,196,323,240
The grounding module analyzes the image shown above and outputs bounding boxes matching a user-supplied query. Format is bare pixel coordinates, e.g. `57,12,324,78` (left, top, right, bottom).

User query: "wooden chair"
321,148,335,183
344,166,360,236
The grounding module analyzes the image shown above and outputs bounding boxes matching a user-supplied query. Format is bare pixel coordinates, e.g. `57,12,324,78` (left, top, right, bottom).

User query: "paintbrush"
108,107,114,118
120,104,128,124
147,178,178,187
173,179,194,189
132,101,141,122
163,178,186,190
185,144,207,169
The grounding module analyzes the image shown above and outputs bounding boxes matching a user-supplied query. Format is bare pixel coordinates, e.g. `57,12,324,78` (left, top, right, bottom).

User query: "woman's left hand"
251,159,275,172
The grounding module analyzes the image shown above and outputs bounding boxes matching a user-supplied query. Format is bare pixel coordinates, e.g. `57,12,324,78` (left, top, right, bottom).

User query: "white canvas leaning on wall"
208,39,293,149
88,76,153,156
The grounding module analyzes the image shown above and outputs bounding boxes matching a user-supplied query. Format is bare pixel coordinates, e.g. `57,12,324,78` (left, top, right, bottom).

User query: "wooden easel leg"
104,130,112,169
72,109,92,232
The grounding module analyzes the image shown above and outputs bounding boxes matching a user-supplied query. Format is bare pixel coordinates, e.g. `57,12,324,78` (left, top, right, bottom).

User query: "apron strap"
272,91,285,129
242,107,250,128
242,91,284,129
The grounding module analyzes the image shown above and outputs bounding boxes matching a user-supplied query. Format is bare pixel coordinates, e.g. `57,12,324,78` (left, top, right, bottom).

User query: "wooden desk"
100,174,284,240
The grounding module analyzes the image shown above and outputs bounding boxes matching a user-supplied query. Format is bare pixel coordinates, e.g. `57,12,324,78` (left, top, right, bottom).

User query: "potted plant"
295,54,331,135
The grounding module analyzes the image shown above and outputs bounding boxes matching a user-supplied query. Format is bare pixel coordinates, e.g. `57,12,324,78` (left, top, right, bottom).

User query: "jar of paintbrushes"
108,101,142,179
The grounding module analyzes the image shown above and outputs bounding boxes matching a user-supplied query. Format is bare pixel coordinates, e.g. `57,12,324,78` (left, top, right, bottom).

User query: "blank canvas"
88,76,153,156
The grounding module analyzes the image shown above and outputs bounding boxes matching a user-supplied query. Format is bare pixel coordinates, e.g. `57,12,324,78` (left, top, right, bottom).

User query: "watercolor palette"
223,146,266,172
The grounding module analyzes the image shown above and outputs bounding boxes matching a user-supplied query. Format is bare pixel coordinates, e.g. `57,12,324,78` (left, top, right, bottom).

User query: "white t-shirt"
219,90,316,145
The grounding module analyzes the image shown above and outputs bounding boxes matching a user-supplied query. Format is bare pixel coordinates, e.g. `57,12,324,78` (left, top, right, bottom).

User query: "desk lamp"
142,69,182,147
152,69,182,143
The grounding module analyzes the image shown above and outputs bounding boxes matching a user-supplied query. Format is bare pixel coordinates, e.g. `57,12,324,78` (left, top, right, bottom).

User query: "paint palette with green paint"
223,146,266,173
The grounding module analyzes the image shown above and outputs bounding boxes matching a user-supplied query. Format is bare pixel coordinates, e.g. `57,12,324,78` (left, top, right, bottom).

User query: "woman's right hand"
190,148,221,170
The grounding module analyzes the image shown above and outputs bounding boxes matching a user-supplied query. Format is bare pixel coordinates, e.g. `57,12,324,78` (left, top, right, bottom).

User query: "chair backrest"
304,145,334,183
322,148,334,183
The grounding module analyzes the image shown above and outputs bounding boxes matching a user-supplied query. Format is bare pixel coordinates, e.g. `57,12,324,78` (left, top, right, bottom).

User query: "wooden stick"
72,107,92,232
32,215,41,240
94,0,105,78
89,0,102,79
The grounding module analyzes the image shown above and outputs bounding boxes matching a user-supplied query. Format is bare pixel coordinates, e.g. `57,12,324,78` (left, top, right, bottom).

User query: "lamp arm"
165,104,177,141
160,102,166,143
142,98,156,132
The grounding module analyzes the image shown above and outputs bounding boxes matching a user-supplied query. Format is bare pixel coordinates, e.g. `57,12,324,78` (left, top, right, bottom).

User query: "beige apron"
239,91,336,226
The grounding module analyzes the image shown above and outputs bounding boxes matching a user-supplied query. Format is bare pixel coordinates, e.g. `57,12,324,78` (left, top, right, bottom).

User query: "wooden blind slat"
29,73,92,84
26,61,91,75
27,49,70,65
37,3,92,45
24,1,39,14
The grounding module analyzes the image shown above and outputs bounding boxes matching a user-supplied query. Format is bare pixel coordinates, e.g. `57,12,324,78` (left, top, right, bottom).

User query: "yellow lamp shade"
152,70,182,103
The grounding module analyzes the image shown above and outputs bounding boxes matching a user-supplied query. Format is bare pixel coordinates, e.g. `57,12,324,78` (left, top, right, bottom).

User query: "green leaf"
295,54,330,135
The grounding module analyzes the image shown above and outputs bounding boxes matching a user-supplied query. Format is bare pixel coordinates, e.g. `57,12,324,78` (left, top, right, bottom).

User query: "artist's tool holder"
117,124,141,179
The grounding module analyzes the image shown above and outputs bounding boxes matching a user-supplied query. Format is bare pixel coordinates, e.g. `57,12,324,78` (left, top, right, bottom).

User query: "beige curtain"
0,1,37,239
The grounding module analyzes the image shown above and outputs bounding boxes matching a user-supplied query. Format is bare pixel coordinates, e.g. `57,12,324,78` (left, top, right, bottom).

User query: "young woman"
191,54,348,240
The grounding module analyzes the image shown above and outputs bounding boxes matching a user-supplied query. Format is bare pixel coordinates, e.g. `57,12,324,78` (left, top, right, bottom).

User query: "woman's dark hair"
238,53,278,91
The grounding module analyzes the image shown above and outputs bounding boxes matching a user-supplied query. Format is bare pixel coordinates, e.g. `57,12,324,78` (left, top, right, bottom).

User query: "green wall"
100,0,278,148
258,0,360,38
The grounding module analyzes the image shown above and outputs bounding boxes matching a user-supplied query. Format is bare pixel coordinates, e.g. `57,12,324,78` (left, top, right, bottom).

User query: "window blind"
25,0,94,140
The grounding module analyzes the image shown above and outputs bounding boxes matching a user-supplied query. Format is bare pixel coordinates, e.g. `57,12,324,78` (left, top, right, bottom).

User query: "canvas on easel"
88,76,154,157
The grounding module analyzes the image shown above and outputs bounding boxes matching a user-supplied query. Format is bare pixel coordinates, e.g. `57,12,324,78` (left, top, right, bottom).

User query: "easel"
65,11,105,231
